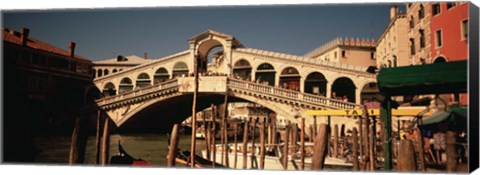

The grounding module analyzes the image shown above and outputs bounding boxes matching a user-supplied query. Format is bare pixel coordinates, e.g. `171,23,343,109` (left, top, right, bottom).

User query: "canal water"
33,133,206,167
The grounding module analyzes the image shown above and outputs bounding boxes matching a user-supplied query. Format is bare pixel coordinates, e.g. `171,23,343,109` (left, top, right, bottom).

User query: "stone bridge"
93,30,377,129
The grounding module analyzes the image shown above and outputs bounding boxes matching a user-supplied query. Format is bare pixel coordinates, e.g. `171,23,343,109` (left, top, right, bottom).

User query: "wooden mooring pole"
69,117,88,165
250,118,256,168
311,124,328,170
211,106,217,167
233,123,238,169
283,124,290,170
242,118,249,169
300,118,305,170
190,57,199,168
333,124,339,158
167,124,180,167
259,118,266,170
101,118,110,166
352,127,359,171
414,128,426,171
95,110,102,164
396,139,416,172
446,131,458,172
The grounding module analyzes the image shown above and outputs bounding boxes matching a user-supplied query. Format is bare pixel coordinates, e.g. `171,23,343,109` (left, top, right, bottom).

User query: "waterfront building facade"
406,2,433,65
3,27,94,162
376,5,410,68
304,37,377,68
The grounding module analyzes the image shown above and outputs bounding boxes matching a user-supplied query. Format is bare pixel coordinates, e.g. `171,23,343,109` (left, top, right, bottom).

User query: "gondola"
110,140,153,166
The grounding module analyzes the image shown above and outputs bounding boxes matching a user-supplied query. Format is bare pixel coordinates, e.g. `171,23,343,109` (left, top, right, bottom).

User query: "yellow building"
304,37,377,67
376,5,410,68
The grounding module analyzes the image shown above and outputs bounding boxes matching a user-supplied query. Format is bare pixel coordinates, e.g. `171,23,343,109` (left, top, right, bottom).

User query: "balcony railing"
227,78,360,109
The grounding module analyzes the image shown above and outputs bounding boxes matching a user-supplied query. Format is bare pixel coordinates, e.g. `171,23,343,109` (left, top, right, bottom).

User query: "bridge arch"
304,71,327,96
154,67,170,84
119,77,134,94
102,82,116,96
360,82,379,104
136,73,151,88
172,61,189,78
331,77,356,103
233,59,252,80
255,63,276,86
279,67,301,91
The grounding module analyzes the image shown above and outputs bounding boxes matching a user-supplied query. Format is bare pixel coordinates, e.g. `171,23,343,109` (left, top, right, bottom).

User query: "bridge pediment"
188,30,243,48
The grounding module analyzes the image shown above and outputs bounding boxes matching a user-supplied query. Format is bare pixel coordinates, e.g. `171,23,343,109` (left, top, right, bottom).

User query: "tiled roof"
93,55,153,65
2,28,90,62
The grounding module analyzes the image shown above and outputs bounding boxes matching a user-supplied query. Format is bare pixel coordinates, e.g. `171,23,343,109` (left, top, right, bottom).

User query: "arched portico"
255,63,276,86
331,77,356,103
279,67,301,91
233,59,252,80
304,72,327,96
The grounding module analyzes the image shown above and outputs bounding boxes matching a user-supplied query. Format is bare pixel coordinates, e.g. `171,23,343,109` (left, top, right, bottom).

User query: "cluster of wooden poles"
68,110,111,166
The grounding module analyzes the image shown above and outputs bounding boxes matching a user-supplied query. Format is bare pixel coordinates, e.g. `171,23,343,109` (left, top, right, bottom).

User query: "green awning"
420,107,467,128
377,61,467,96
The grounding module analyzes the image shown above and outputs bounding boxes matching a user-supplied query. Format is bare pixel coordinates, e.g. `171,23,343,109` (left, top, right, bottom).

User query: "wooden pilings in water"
101,117,110,166
259,118,266,170
242,118,249,169
352,127,359,171
167,124,180,167
95,110,102,164
233,123,238,169
300,118,306,170
396,139,416,171
311,124,328,170
283,124,290,170
446,131,458,172
250,118,256,168
414,128,426,171
333,124,339,158
211,106,217,168
69,117,89,165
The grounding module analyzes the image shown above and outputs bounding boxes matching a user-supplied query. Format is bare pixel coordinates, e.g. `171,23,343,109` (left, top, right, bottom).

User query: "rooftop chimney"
144,52,148,59
20,27,30,46
390,5,398,20
69,42,76,58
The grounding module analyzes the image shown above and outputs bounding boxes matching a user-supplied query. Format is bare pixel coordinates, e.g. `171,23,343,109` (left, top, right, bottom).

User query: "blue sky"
3,3,406,61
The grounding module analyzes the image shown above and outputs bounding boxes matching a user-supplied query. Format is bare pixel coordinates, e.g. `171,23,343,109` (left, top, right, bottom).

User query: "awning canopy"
377,61,467,96
420,107,467,129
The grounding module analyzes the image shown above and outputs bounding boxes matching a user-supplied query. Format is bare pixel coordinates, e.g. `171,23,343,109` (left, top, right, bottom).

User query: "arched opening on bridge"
154,67,170,84
136,73,151,88
434,56,447,63
304,72,327,96
196,40,224,74
104,69,109,76
113,69,118,73
360,82,380,105
279,67,301,91
97,69,103,77
172,62,189,78
255,63,276,86
119,78,134,94
331,77,356,103
233,59,252,80
102,82,117,96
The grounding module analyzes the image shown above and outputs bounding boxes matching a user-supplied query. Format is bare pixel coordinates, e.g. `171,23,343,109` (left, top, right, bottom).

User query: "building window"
419,29,425,48
420,58,426,65
393,55,397,67
409,16,414,29
419,4,425,19
370,52,375,60
447,2,456,9
461,19,469,40
435,30,443,48
334,51,337,58
432,3,441,16
410,38,415,55
341,50,346,58
388,60,392,68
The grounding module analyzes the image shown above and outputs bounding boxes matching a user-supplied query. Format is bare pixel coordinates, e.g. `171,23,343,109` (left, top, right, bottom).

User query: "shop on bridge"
255,63,276,86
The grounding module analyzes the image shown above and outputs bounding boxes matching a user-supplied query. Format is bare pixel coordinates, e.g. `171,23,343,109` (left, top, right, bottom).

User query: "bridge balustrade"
227,78,359,109
96,79,179,106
